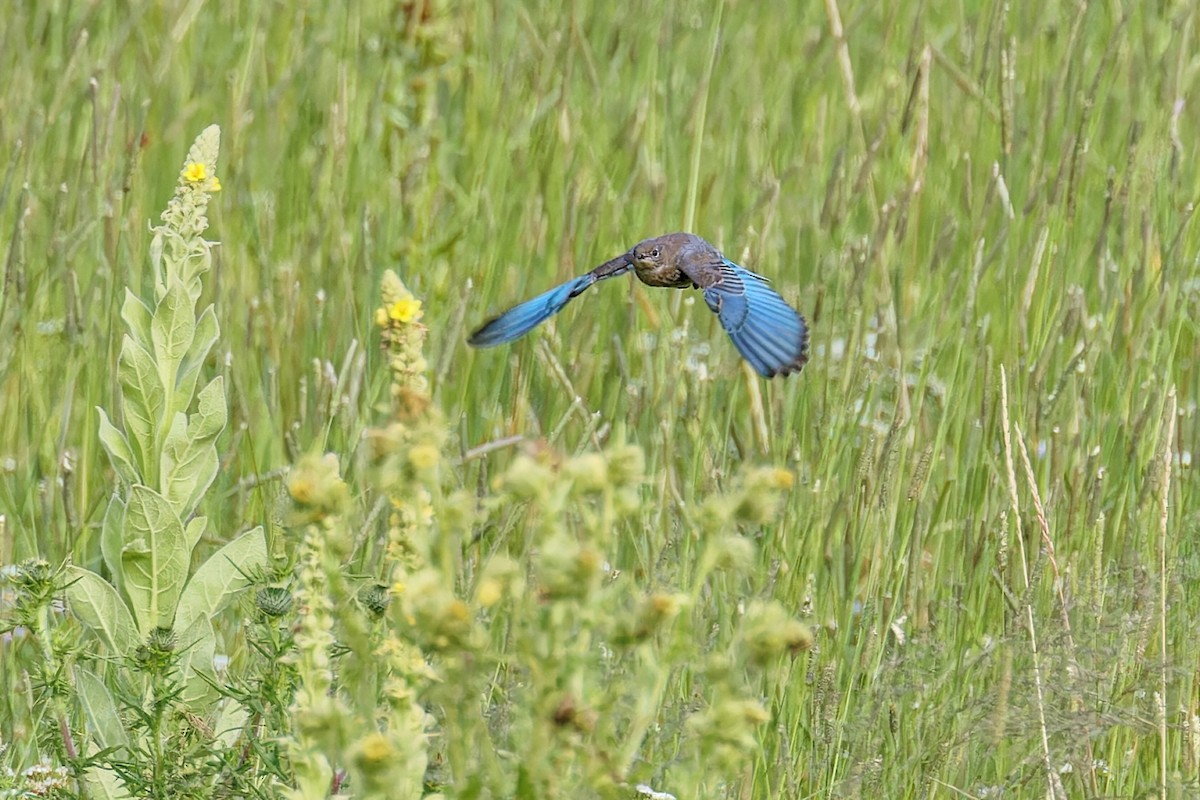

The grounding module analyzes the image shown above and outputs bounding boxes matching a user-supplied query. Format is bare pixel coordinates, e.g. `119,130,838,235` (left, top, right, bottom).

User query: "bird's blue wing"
468,274,596,347
698,261,809,378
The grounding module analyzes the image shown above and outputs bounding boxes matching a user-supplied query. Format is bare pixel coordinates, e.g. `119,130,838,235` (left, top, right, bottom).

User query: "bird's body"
469,232,809,378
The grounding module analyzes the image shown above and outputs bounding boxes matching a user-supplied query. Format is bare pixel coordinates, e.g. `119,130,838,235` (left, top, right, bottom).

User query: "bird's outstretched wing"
468,255,632,347
468,275,594,347
685,260,809,378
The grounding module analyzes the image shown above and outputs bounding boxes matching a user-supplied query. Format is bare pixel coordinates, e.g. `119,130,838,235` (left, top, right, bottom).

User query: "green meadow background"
2,1,1199,798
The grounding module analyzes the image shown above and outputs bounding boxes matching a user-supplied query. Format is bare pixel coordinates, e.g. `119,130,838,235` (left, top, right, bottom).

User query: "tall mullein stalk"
280,452,351,800
63,125,269,797
363,271,458,796
279,272,442,800
283,450,432,800
370,270,447,581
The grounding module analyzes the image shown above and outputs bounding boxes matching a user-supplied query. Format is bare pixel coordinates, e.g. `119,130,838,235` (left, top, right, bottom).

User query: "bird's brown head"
631,237,667,269
630,232,705,268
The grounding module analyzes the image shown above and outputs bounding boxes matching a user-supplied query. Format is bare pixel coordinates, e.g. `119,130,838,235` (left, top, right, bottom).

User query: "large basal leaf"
64,566,138,657
118,334,164,475
120,485,189,634
174,527,268,712
175,526,268,633
160,377,226,519
97,408,141,485
74,666,130,750
150,277,195,392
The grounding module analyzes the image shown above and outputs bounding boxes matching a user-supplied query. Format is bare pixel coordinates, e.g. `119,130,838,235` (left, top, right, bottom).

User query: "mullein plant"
277,271,442,800
59,126,270,796
278,453,355,800
490,457,811,796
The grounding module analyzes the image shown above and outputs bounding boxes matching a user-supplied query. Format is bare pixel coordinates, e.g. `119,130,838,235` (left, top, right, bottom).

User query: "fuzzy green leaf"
160,378,226,519
184,515,207,552
120,289,153,349
175,304,219,416
160,413,211,520
64,566,138,657
212,699,251,750
118,334,164,473
192,376,227,439
177,613,217,710
120,485,189,634
97,407,141,484
149,230,165,298
74,666,129,749
176,526,268,633
81,765,131,800
99,494,127,595
151,277,195,387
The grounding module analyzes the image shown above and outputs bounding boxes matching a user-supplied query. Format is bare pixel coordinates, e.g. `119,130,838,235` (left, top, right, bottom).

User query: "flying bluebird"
468,233,809,377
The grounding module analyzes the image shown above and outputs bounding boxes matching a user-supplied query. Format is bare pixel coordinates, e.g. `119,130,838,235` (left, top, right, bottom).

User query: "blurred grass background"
2,0,1198,797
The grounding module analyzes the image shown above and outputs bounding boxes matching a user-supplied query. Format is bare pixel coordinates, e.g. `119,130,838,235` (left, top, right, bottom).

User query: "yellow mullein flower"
184,162,207,183
388,297,423,324
209,176,221,192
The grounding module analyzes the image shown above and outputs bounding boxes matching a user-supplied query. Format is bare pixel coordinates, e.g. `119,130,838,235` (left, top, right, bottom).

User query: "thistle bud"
255,586,294,618
359,583,391,617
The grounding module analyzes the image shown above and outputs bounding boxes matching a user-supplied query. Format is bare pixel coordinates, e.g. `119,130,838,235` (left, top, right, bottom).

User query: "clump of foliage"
0,126,807,799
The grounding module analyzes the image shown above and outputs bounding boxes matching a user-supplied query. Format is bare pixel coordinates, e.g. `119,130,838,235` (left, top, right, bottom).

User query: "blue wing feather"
700,261,809,378
468,274,596,347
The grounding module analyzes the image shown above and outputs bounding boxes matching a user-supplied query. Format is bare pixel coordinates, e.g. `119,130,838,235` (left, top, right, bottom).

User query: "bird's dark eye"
650,247,661,259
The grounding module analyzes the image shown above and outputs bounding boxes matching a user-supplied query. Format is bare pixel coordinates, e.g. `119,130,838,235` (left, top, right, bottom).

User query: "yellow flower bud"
769,468,794,489
408,443,440,471
476,577,503,608
356,732,394,765
565,453,608,492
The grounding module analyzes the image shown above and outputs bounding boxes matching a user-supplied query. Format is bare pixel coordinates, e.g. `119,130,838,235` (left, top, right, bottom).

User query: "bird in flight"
468,232,809,378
